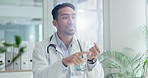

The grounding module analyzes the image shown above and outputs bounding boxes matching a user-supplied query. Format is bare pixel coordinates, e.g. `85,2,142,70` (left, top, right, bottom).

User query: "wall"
104,0,146,56
103,0,147,77
43,0,56,39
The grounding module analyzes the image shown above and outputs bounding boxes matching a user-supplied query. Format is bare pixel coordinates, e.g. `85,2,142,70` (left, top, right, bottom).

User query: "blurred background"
0,0,147,78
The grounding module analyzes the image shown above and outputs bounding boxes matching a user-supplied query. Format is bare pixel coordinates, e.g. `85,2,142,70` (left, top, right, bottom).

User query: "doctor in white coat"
32,3,104,78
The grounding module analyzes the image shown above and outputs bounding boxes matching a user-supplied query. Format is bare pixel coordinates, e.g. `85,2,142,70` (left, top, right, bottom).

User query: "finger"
75,54,84,63
75,56,81,64
89,48,93,52
87,52,92,57
89,48,95,56
76,52,89,56
92,46,99,55
94,43,100,52
73,55,83,65
87,52,95,60
89,48,94,56
73,57,79,65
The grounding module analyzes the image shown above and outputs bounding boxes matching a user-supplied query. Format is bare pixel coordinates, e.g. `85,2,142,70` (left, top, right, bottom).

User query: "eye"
61,14,69,19
62,16,69,19
72,15,76,19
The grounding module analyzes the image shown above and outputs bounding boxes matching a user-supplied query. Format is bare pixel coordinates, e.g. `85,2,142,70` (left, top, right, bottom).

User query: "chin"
66,32,75,35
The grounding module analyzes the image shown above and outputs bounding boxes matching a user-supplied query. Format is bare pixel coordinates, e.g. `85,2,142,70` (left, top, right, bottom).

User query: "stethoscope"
46,35,87,73
47,35,82,54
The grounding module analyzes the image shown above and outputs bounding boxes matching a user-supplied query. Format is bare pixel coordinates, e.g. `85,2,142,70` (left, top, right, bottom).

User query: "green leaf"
145,58,148,65
99,50,141,78
15,35,22,47
143,58,148,69
0,46,7,53
9,47,26,65
12,47,25,62
1,36,26,68
3,42,14,47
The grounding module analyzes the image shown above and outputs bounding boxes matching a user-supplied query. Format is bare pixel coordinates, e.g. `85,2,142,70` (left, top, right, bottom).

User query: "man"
32,3,104,78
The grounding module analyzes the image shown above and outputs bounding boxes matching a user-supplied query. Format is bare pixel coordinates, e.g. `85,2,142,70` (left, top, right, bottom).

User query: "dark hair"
51,3,75,20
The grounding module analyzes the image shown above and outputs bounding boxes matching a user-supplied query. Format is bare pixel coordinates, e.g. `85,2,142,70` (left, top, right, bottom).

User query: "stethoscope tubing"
47,35,82,54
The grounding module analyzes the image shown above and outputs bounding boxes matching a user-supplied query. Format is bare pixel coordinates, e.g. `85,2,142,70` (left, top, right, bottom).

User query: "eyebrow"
61,13,76,16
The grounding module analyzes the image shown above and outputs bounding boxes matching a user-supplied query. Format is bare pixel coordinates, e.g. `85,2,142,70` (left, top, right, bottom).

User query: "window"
0,0,43,42
77,0,103,50
0,0,42,71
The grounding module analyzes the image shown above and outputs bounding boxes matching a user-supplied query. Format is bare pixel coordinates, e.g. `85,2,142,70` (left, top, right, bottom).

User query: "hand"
87,43,100,60
62,52,89,67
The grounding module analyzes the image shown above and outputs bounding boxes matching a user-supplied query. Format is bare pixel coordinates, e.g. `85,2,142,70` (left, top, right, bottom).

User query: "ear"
52,20,57,27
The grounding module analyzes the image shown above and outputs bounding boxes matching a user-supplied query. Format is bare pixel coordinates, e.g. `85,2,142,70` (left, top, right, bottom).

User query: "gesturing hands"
62,52,88,67
87,43,100,60
62,43,100,67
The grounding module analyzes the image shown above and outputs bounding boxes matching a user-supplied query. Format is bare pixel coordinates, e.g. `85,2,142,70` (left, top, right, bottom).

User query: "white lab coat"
32,33,104,78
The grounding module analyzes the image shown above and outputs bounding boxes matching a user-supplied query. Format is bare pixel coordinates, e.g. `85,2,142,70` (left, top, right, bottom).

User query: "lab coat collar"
49,33,80,56
70,39,81,55
50,32,76,45
55,33,75,50
70,36,81,55
49,33,63,56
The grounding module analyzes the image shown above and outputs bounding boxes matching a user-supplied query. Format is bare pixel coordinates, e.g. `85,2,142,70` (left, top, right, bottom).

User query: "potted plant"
98,26,148,78
98,50,148,78
0,35,26,66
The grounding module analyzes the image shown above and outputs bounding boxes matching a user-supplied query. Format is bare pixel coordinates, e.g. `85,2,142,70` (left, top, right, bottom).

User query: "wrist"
62,58,68,67
87,58,97,64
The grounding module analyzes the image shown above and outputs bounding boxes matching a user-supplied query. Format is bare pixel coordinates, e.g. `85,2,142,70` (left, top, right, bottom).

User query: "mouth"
66,25,76,30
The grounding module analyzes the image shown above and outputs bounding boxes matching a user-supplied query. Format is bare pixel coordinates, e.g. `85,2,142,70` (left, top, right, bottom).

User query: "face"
53,7,76,36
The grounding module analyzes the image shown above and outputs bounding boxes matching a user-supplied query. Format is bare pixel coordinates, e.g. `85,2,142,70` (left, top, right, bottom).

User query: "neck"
57,32,73,48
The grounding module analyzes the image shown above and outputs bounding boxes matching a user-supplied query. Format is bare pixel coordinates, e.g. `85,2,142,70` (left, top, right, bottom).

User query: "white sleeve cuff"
87,61,97,71
62,62,68,72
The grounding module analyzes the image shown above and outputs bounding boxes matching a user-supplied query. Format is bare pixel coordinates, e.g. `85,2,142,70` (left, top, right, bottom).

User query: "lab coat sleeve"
32,43,67,78
86,60,104,78
80,40,104,78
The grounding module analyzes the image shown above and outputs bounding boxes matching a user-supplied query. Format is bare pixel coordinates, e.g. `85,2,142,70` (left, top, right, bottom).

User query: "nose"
68,16,75,24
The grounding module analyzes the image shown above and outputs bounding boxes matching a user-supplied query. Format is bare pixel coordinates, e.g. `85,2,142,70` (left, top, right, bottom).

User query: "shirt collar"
55,32,76,49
